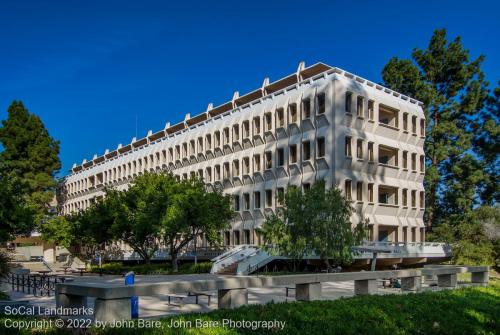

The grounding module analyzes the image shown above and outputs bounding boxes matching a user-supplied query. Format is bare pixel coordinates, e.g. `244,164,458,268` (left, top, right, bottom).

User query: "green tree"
381,29,490,226
0,101,61,225
428,206,499,266
109,173,175,264
163,177,233,272
259,181,366,269
0,170,35,242
41,215,74,248
473,81,500,205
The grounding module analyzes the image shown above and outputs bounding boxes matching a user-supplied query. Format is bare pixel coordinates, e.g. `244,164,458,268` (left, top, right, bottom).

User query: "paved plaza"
5,273,462,319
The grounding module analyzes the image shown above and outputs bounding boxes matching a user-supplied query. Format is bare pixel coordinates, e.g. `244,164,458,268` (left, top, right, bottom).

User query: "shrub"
0,251,11,279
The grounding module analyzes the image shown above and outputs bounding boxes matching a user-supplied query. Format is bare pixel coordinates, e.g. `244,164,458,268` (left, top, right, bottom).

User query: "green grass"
1,281,499,335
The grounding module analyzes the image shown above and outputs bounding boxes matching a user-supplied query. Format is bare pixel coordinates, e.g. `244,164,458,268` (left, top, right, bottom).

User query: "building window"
215,165,221,180
420,155,425,173
302,98,311,119
411,190,417,208
345,137,352,157
419,191,425,208
190,140,196,155
368,100,374,120
254,191,261,209
243,121,250,138
379,185,398,205
356,139,363,159
276,108,285,128
379,104,399,128
345,91,352,114
253,117,261,135
317,93,326,114
182,143,188,157
403,113,408,131
265,151,272,169
368,183,374,203
244,193,250,210
223,162,230,179
254,154,261,172
420,119,425,137
402,189,408,207
233,160,240,177
303,183,311,192
206,167,212,182
378,145,399,167
356,96,364,117
356,182,363,201
411,153,417,171
214,131,221,147
205,134,212,151
412,116,417,134
289,103,297,123
290,144,297,164
345,180,352,200
368,142,374,162
243,157,250,174
232,125,239,142
277,187,284,205
265,113,272,131
403,151,408,169
317,138,325,158
265,189,272,207
303,141,311,161
224,128,231,145
277,148,285,166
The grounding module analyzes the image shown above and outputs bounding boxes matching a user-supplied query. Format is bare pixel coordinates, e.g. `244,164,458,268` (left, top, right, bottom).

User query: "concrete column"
218,288,248,309
295,282,321,301
354,279,377,295
437,274,457,288
56,293,88,310
401,276,422,291
94,298,132,322
471,271,489,284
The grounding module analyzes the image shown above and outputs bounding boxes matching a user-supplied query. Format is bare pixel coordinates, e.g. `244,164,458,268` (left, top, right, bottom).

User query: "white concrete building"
61,62,426,247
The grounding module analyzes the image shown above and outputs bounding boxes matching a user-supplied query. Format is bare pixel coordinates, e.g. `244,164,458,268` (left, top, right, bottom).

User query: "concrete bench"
55,265,489,323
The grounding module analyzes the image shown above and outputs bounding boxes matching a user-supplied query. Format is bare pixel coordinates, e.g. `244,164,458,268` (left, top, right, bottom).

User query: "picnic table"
72,267,87,276
167,291,212,306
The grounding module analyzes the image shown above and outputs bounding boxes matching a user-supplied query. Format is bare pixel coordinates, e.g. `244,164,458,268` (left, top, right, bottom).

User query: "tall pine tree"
0,101,61,227
381,29,491,227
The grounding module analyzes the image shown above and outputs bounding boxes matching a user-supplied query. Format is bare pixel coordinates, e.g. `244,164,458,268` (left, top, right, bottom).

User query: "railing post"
22,274,25,293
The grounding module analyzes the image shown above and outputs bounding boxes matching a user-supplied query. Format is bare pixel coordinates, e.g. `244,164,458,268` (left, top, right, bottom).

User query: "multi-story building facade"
61,62,426,247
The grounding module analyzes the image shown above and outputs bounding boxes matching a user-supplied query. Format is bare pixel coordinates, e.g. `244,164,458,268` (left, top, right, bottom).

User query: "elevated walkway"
211,242,452,275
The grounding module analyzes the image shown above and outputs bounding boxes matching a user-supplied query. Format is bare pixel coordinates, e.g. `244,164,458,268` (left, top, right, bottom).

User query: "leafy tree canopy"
259,181,366,268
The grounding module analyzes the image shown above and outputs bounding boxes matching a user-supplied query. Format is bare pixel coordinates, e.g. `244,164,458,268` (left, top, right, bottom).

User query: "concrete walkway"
6,273,457,319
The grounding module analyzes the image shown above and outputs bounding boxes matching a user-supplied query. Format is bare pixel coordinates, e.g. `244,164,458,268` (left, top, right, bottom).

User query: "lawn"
1,280,499,335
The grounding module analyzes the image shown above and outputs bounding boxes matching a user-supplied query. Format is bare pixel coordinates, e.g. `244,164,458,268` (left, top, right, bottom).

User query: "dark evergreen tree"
381,29,490,226
0,101,61,226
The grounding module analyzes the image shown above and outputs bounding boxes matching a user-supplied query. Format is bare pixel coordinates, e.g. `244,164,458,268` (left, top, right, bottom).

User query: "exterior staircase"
211,242,452,276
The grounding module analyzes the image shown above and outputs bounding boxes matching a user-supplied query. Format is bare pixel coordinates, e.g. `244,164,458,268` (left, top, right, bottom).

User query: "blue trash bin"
124,271,139,319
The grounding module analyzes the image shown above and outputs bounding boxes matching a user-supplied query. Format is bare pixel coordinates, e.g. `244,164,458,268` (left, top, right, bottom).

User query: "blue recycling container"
124,271,138,319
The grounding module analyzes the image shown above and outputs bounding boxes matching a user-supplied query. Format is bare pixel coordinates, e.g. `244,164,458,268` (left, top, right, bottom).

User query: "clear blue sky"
1,0,499,176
